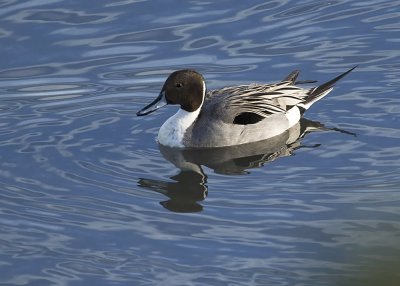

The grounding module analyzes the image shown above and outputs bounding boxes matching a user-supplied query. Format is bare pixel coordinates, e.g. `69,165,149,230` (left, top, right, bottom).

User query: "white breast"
157,108,201,148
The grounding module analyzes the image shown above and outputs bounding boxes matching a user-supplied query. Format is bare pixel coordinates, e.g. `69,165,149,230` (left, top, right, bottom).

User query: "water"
1,0,400,285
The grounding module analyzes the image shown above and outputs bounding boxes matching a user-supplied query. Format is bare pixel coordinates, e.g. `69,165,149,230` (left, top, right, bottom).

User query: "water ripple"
1,0,400,285
8,8,117,25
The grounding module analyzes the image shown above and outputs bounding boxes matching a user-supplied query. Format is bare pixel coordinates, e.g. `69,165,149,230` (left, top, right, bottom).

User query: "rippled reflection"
139,170,208,213
138,119,355,212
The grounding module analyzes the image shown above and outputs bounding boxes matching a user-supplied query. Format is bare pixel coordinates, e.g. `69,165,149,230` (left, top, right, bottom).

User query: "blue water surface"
1,0,400,285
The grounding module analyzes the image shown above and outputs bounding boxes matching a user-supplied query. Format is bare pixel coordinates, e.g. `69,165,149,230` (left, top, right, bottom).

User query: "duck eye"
176,83,183,88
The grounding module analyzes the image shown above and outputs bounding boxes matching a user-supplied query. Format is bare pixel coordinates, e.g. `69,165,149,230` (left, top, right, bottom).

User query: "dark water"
1,0,400,285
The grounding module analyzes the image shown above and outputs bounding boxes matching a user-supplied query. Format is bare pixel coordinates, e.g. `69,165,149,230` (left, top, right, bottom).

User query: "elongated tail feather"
299,66,357,111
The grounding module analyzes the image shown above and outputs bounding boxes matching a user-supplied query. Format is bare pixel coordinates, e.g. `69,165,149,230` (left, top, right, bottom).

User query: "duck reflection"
138,171,208,213
138,119,354,212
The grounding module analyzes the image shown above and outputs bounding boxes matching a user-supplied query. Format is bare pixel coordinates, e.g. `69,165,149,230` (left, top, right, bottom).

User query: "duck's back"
182,84,302,147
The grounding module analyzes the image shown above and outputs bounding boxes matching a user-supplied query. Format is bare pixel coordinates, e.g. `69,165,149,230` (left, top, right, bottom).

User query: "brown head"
137,69,206,116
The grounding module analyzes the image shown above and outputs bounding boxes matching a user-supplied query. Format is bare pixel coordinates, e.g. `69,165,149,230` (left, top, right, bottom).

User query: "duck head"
137,69,205,116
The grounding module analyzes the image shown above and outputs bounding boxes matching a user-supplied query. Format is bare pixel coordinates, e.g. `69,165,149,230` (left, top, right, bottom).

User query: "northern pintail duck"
137,67,356,148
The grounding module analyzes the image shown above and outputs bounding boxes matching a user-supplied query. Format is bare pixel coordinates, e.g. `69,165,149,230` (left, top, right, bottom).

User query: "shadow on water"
138,118,355,212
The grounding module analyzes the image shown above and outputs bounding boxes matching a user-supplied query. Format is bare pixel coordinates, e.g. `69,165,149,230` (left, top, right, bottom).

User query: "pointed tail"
299,66,357,111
